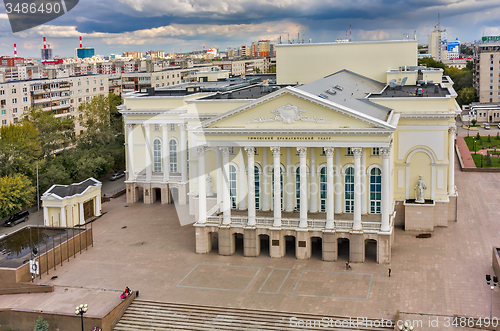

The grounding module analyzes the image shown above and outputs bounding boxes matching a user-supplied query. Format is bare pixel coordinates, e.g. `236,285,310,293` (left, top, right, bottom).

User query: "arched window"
345,167,354,213
254,165,260,210
320,167,327,212
153,139,162,173
370,168,382,214
271,167,284,211
169,139,177,173
229,165,237,209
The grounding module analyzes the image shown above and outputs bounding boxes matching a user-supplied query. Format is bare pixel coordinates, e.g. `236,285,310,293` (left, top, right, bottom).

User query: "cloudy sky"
1,0,500,58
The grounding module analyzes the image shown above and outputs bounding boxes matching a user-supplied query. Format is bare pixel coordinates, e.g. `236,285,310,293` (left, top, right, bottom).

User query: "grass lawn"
471,153,500,168
464,136,500,153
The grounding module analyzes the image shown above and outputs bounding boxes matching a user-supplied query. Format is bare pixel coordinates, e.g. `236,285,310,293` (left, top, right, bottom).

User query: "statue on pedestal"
206,175,214,197
414,175,427,203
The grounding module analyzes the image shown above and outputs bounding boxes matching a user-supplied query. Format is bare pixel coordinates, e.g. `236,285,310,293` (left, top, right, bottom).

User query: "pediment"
200,87,394,131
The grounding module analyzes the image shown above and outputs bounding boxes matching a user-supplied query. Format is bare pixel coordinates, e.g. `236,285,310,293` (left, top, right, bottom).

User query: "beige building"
122,40,460,264
428,23,447,62
42,178,102,227
473,38,500,103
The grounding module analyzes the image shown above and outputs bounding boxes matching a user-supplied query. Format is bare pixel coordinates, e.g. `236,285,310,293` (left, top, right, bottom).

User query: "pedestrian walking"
388,268,391,277
345,262,349,270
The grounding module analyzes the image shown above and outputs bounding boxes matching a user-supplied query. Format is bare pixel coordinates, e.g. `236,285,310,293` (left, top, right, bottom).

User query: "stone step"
113,299,395,331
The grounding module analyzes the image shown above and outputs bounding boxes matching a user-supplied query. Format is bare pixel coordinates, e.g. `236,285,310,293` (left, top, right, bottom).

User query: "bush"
34,316,49,331
472,119,477,126
488,135,492,142
497,132,499,139
486,151,492,166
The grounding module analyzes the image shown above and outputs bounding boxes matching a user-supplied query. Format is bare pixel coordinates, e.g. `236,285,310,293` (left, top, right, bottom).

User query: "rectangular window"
346,147,353,156
154,124,160,132
12,98,17,104
372,147,380,156
13,117,18,123
1,119,6,125
169,123,176,132
11,88,16,93
0,90,4,95
23,97,27,102
12,108,17,113
1,110,5,115
22,87,27,93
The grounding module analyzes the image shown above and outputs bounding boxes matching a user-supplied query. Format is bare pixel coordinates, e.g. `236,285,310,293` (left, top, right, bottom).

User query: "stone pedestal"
349,232,364,263
126,182,138,203
143,185,153,204
194,225,211,254
404,201,435,231
218,226,234,256
448,195,458,222
270,229,285,258
296,229,311,260
377,233,391,264
243,227,258,257
322,230,337,262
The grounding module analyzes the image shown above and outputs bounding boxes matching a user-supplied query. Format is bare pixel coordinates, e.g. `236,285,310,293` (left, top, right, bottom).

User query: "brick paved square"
291,270,372,300
177,264,261,292
487,203,500,213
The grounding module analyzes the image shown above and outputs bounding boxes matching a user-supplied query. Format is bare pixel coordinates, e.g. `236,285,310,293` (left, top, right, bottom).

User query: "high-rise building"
77,48,95,59
473,36,500,103
251,40,276,57
41,37,52,60
428,23,447,62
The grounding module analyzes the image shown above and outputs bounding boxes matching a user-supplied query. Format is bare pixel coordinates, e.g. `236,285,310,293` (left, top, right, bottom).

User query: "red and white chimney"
43,36,46,49
14,44,17,58
79,36,82,48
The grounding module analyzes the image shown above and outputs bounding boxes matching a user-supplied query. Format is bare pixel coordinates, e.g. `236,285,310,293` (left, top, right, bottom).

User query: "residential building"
122,51,143,59
251,40,276,57
428,23,447,62
473,36,500,103
146,51,165,59
77,47,95,59
121,40,459,264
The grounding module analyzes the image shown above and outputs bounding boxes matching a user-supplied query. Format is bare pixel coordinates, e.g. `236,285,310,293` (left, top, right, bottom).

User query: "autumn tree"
0,174,35,218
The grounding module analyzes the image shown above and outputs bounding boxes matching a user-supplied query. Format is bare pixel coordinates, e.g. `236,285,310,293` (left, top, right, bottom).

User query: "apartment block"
473,37,500,103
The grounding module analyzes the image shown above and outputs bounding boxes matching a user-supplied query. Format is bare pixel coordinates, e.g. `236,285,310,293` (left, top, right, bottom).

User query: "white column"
352,147,362,230
143,124,152,182
448,127,456,195
216,148,222,206
162,124,169,182
60,206,66,227
262,147,270,211
79,202,84,225
43,206,49,226
238,148,247,210
361,148,367,214
220,147,231,225
245,147,256,226
126,124,135,181
271,147,281,227
381,147,391,232
325,148,335,229
285,147,294,212
310,147,318,213
179,124,188,182
96,194,101,216
197,147,207,223
334,147,342,214
298,147,308,227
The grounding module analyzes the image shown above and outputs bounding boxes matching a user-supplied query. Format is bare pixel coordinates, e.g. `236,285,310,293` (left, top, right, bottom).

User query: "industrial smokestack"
79,36,82,48
14,44,17,58
43,36,46,49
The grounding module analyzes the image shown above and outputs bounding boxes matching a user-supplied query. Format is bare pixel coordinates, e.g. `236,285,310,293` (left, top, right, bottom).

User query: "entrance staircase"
113,299,395,330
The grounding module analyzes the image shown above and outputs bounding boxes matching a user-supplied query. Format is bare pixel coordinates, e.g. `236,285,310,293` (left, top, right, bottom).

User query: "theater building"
121,40,460,263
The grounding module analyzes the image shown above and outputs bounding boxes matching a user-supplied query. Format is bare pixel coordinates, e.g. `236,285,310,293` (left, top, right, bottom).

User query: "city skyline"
1,0,500,58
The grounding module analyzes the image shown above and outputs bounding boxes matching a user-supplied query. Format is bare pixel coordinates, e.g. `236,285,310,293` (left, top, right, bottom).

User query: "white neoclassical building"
121,40,460,263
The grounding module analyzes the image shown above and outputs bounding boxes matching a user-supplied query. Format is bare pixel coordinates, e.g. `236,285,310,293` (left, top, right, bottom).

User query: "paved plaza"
1,155,500,327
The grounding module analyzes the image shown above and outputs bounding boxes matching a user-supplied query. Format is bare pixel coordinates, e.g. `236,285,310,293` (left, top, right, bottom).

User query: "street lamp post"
486,275,498,320
398,321,414,330
75,304,88,331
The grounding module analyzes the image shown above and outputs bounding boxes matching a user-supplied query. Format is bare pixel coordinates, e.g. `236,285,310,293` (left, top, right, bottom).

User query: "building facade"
473,37,500,103
121,40,460,264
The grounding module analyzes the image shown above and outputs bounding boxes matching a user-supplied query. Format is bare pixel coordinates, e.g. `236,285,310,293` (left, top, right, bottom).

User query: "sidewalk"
456,135,476,168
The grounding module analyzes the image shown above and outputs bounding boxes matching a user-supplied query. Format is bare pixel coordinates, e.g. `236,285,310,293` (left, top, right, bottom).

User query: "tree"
456,87,478,107
38,162,72,194
472,119,477,126
34,316,49,331
0,174,35,218
269,64,276,73
418,58,446,70
486,150,492,166
0,122,42,177
23,107,74,157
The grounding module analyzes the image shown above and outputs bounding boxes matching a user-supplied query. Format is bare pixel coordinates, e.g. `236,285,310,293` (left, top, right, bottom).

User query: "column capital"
296,147,307,157
324,147,334,157
271,146,281,157
219,146,230,156
244,146,255,156
449,126,456,134
161,123,169,129
142,123,150,133
126,124,134,132
196,146,207,156
178,123,187,130
380,147,391,159
352,147,362,157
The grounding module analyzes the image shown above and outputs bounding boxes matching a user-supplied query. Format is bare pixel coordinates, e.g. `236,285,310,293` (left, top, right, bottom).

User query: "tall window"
295,167,301,210
153,139,162,173
370,168,382,214
169,139,178,173
320,167,327,212
229,165,237,209
271,167,284,211
345,167,354,213
254,166,260,210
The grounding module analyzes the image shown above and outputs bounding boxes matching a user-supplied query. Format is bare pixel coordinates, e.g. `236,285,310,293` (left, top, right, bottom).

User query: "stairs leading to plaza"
113,299,395,331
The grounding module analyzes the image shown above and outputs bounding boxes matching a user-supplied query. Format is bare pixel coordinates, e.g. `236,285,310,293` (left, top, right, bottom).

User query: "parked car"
485,123,490,130
497,123,500,129
110,172,125,181
4,210,29,227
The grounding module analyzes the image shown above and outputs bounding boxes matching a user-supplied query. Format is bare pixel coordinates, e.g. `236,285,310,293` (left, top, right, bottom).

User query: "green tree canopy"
0,174,35,218
0,122,41,177
34,316,49,331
